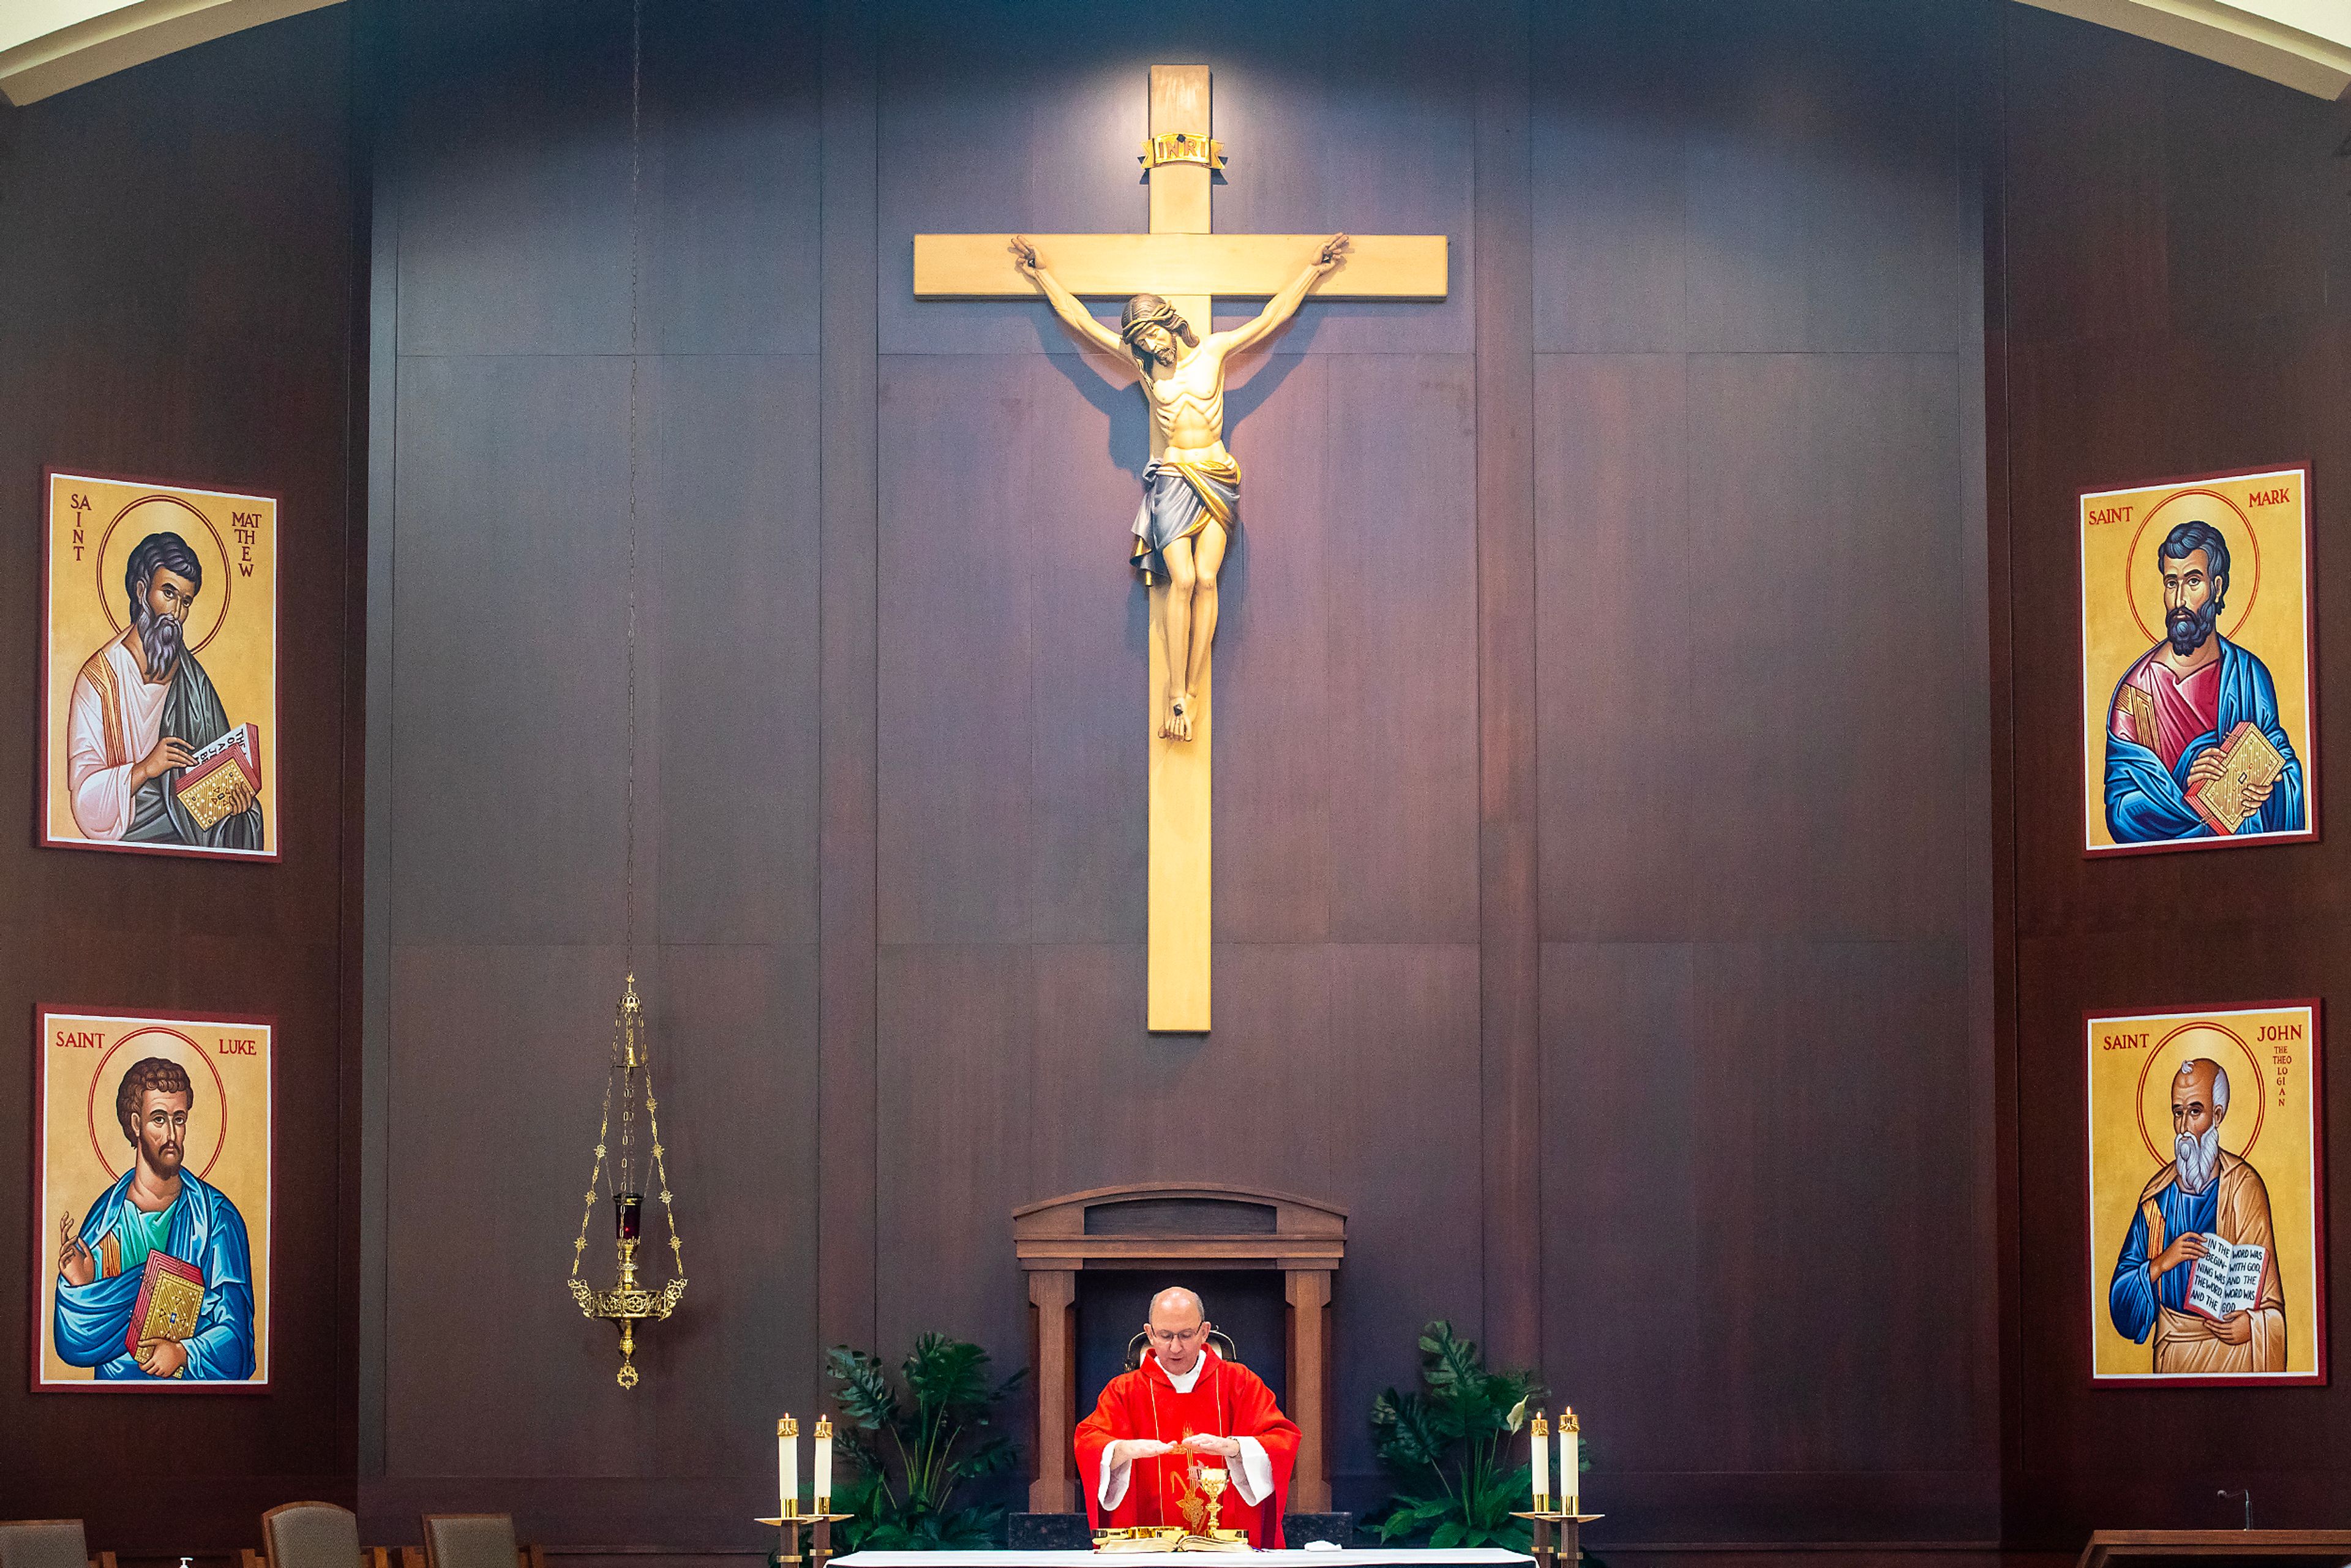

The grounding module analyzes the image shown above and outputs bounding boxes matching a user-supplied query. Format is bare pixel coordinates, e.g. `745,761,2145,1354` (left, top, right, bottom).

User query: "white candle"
815,1416,834,1510
779,1414,799,1517
1561,1409,1580,1514
1530,1414,1550,1509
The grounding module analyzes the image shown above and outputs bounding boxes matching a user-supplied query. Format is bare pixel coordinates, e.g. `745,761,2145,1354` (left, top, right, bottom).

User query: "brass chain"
623,0,641,972
645,1064,683,1268
571,1054,615,1279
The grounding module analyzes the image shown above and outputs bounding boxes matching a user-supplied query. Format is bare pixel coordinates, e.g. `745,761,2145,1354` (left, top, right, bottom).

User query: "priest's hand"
136,1337,188,1377
2151,1230,2209,1277
1179,1435,1244,1459
2213,1310,2254,1346
1110,1439,1179,1466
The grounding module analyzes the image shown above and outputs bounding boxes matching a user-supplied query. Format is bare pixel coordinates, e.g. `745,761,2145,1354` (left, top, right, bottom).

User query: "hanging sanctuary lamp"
566,0,685,1390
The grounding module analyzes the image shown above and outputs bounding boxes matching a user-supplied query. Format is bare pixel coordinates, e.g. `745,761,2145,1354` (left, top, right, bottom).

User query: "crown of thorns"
1120,296,1185,346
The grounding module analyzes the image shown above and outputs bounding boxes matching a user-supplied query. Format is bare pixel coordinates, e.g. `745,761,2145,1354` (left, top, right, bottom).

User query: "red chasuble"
1076,1349,1299,1547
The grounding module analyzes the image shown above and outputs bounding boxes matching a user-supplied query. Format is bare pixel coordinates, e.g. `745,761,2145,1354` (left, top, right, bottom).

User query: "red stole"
1074,1349,1299,1547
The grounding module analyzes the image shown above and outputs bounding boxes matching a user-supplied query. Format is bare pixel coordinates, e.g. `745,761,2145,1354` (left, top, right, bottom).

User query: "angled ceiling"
2014,0,2351,99
0,0,340,107
2,0,2348,108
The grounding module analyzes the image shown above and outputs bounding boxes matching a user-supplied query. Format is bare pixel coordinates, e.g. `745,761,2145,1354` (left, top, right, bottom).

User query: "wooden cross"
915,66,1448,1032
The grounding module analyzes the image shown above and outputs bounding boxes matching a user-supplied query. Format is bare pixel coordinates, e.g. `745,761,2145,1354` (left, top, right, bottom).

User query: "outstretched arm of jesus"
1215,233,1347,354
1011,236,1133,371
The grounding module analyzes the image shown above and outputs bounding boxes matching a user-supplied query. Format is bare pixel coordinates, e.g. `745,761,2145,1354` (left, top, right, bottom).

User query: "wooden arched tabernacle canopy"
1014,1182,1346,1514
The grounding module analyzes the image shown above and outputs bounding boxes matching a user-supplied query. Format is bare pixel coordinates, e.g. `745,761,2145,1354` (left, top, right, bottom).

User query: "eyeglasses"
1148,1324,1207,1346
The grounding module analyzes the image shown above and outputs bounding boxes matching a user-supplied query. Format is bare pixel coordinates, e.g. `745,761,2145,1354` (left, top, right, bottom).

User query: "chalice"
1196,1466,1250,1548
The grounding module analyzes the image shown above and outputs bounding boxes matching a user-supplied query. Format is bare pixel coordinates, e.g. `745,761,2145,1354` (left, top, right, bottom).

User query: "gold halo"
92,495,234,655
2135,1020,2266,1166
82,1026,230,1182
2122,487,2259,646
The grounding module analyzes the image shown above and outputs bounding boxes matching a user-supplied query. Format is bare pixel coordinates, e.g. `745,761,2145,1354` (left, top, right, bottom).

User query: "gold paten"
1141,131,1224,171
1088,1466,1251,1555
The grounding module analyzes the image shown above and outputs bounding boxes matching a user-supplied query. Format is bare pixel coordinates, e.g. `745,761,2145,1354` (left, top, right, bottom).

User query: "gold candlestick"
756,1513,855,1568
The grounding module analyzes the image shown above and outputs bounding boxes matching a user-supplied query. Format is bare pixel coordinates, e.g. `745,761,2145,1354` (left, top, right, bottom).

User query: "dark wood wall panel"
388,356,632,944
0,6,362,1554
871,0,1474,362
1323,358,1480,942
1529,0,1997,1545
1022,364,1154,942
1993,6,2351,1545
1533,354,1693,937
649,356,823,948
369,0,827,1546
366,0,2008,1553
873,945,1035,1375
1215,356,1333,942
1682,353,1970,937
816,0,883,1384
1325,943,1483,1485
874,359,1040,944
1531,0,1971,358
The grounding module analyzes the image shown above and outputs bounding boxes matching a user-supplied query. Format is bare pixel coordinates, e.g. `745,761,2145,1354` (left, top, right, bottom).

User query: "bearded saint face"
2161,546,2224,658
130,1088,192,1181
2170,1060,2227,1195
133,567,200,683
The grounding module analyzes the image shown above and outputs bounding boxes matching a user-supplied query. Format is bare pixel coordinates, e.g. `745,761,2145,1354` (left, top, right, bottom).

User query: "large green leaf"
1370,1388,1455,1472
827,1331,1024,1550
1369,1319,1546,1550
828,1345,902,1431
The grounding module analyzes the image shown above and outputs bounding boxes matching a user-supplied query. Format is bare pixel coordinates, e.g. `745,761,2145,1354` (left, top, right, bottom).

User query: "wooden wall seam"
337,0,381,1500
1985,0,2026,1537
816,0,882,1364
1474,0,1542,1371
356,0,398,1483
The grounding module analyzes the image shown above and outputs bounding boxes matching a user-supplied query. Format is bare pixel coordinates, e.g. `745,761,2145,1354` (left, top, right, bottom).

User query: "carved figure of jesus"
1012,232,1346,741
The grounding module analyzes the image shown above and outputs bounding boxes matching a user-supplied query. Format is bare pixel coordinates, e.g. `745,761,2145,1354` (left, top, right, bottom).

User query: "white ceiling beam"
3,0,2347,110
2014,0,2351,99
0,0,340,107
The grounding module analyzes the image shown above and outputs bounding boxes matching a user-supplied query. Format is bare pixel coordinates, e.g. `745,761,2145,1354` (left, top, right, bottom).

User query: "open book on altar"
1092,1528,1252,1554
2184,1234,2267,1321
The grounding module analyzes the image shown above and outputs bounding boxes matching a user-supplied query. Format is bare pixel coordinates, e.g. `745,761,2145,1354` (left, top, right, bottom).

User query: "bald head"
2172,1057,2229,1135
2170,1056,2233,1196
1145,1286,1212,1375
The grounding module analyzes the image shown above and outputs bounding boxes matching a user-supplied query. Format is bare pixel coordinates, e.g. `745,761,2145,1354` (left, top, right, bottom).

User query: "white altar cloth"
835,1554,1534,1567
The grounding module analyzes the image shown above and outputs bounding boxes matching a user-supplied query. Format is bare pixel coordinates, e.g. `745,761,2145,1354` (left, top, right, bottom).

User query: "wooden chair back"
0,1520,98,1568
420,1515,541,1568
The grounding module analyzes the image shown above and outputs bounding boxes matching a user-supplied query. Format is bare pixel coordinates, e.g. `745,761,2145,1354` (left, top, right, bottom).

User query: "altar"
836,1553,1533,1568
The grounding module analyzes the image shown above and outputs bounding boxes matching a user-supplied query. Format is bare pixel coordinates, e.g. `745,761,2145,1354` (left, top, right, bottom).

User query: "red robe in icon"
1075,1348,1299,1548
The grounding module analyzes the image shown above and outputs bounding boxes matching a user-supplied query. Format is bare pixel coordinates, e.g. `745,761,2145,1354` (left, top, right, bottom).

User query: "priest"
1076,1287,1300,1547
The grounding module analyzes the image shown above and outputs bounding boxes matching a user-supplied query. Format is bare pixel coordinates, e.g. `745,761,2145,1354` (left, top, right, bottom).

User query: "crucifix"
915,66,1448,1032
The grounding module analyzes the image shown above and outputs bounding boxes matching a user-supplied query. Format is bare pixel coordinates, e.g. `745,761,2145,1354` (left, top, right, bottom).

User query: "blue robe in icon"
2104,636,2303,842
53,1167,256,1380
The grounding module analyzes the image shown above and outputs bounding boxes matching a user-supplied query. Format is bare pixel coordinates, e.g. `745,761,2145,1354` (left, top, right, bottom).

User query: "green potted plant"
823,1333,1026,1550
1368,1320,1554,1550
